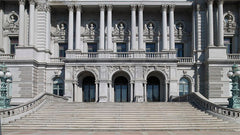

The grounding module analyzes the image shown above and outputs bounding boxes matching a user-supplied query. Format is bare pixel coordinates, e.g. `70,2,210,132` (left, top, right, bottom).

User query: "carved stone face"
225,14,233,23
118,23,125,30
147,22,154,30
176,23,183,30
89,23,96,30
59,23,67,30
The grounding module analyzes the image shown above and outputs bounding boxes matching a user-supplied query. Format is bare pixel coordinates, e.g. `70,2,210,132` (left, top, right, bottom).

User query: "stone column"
29,0,35,46
46,5,51,51
138,5,144,51
107,5,113,51
207,0,214,47
99,5,105,51
131,5,137,51
169,5,175,50
130,82,134,102
196,4,201,51
75,5,81,50
95,83,98,102
162,5,168,51
144,83,147,102
68,5,74,50
19,0,25,46
0,1,3,52
218,0,224,46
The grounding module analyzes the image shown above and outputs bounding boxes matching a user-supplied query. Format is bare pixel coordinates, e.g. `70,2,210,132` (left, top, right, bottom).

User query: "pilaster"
0,1,4,53
207,0,214,47
217,0,224,46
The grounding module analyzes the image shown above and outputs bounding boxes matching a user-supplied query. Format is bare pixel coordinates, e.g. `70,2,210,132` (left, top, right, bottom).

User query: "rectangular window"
224,37,232,54
59,43,68,57
10,37,18,54
88,43,97,52
146,43,156,52
175,43,184,57
117,43,127,52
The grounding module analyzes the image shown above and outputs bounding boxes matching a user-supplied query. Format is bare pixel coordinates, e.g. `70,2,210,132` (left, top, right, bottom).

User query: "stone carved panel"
224,11,237,34
3,11,19,33
112,22,129,42
52,21,68,42
82,21,99,42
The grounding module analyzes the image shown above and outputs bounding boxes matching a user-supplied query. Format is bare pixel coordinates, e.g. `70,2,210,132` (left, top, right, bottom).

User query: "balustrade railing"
0,93,68,124
177,57,194,63
50,57,65,63
0,54,14,59
172,92,240,118
228,54,240,60
66,52,177,59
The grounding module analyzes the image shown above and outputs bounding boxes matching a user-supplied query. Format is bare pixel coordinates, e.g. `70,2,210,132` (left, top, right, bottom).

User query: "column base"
99,96,108,102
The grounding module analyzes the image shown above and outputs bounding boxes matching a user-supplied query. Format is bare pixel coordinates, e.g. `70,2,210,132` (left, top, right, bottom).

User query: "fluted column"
218,0,224,46
207,0,214,46
99,5,105,51
138,5,144,51
169,5,175,50
75,5,81,50
162,5,168,51
19,0,25,46
131,5,137,51
107,5,113,51
68,5,74,50
29,0,35,46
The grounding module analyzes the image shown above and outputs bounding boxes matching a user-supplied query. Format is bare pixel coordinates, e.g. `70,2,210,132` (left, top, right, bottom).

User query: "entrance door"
83,76,95,102
147,76,160,102
114,76,129,102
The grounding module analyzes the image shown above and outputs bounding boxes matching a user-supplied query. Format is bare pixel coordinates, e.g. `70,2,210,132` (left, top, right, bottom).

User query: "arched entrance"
82,76,95,102
77,71,97,102
146,71,166,102
114,76,129,102
147,76,160,102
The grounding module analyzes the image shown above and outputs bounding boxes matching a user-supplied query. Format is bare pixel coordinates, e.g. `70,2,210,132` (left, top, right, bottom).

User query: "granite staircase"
2,102,239,131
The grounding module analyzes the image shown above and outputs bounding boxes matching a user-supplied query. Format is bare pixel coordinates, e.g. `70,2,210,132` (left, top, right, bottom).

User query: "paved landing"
2,130,239,135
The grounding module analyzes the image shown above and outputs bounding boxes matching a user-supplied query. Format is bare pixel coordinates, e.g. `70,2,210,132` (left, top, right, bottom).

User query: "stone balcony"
65,51,177,61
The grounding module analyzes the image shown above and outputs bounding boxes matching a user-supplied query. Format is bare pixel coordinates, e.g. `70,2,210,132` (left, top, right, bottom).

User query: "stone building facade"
0,0,239,104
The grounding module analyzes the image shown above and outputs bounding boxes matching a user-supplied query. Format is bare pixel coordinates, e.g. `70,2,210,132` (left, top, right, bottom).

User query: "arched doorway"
82,76,95,102
114,76,130,102
147,76,160,102
146,71,166,102
179,77,190,96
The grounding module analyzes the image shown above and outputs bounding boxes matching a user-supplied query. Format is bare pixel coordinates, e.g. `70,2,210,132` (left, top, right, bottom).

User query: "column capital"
68,5,74,11
138,4,144,11
207,0,214,5
217,0,224,5
37,3,48,12
107,5,113,11
19,0,25,5
131,5,137,11
162,5,168,11
75,5,82,11
169,4,175,11
29,0,35,5
99,4,105,11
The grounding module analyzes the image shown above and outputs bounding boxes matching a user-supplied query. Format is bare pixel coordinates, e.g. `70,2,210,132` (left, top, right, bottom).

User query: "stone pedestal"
206,46,227,60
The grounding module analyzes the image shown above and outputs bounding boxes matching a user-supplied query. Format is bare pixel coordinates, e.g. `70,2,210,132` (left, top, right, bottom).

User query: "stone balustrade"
177,57,194,63
228,54,240,60
0,92,68,124
50,57,65,63
0,54,14,59
66,51,176,60
172,92,240,118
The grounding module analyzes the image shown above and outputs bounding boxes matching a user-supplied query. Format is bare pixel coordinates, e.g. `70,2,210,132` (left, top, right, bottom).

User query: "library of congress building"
0,0,239,104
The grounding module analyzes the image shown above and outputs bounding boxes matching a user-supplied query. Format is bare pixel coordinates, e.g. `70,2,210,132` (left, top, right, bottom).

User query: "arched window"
179,78,190,96
53,77,64,96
